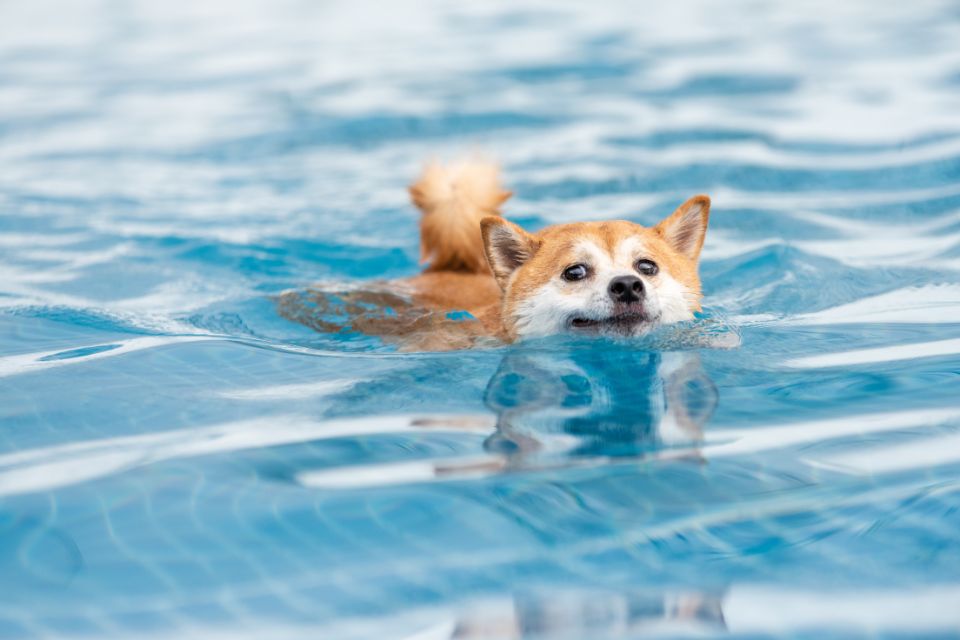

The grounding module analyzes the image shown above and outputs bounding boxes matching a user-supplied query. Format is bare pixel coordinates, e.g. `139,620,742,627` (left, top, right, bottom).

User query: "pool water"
2,0,960,637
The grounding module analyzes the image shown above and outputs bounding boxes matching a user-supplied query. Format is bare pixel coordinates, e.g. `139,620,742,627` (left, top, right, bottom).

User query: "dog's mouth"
568,311,652,332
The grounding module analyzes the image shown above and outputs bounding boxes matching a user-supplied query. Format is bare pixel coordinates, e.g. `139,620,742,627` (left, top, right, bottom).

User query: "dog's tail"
409,159,512,274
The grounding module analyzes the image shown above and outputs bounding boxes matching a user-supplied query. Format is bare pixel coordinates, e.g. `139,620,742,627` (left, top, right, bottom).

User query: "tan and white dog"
280,160,710,350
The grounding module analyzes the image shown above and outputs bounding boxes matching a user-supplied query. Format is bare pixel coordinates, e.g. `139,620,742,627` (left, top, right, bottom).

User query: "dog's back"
277,160,509,350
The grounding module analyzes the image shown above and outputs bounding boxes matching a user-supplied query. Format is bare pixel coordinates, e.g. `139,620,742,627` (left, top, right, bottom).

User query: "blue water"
2,1,960,637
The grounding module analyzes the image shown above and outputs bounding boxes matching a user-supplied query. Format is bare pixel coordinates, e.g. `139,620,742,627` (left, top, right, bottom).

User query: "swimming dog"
279,160,710,350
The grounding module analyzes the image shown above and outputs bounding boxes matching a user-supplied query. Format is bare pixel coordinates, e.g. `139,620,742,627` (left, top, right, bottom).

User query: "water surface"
2,0,960,637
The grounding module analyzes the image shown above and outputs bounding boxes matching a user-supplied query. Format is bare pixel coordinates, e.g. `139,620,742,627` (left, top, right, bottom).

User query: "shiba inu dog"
279,160,710,350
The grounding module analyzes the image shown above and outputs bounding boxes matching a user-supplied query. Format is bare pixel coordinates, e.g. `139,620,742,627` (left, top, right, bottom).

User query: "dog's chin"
566,310,658,337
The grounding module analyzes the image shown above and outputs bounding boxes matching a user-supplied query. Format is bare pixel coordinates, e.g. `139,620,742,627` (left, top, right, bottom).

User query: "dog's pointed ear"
481,216,539,289
655,195,710,262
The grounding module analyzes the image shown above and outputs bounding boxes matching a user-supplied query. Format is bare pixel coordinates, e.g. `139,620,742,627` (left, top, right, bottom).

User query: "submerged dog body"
405,160,710,344
279,160,710,350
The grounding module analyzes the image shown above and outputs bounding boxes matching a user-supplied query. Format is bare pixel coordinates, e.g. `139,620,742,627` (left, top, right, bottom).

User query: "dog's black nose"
608,275,644,303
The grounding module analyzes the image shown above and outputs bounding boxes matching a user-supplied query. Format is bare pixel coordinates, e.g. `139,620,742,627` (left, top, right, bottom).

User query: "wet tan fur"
409,160,511,274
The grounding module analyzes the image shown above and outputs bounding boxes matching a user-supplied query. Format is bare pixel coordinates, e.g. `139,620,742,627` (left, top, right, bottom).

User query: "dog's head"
481,196,710,340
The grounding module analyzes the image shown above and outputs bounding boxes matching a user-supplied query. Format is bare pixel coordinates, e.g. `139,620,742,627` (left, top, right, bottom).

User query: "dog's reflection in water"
403,347,718,480
444,589,725,639
481,348,717,465
296,347,719,486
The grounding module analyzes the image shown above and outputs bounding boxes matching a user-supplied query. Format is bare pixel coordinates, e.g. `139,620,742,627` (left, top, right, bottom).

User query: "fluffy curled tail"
409,159,512,274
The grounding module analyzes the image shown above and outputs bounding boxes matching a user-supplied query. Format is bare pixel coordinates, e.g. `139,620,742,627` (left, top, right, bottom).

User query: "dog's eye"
635,259,659,276
561,264,589,281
